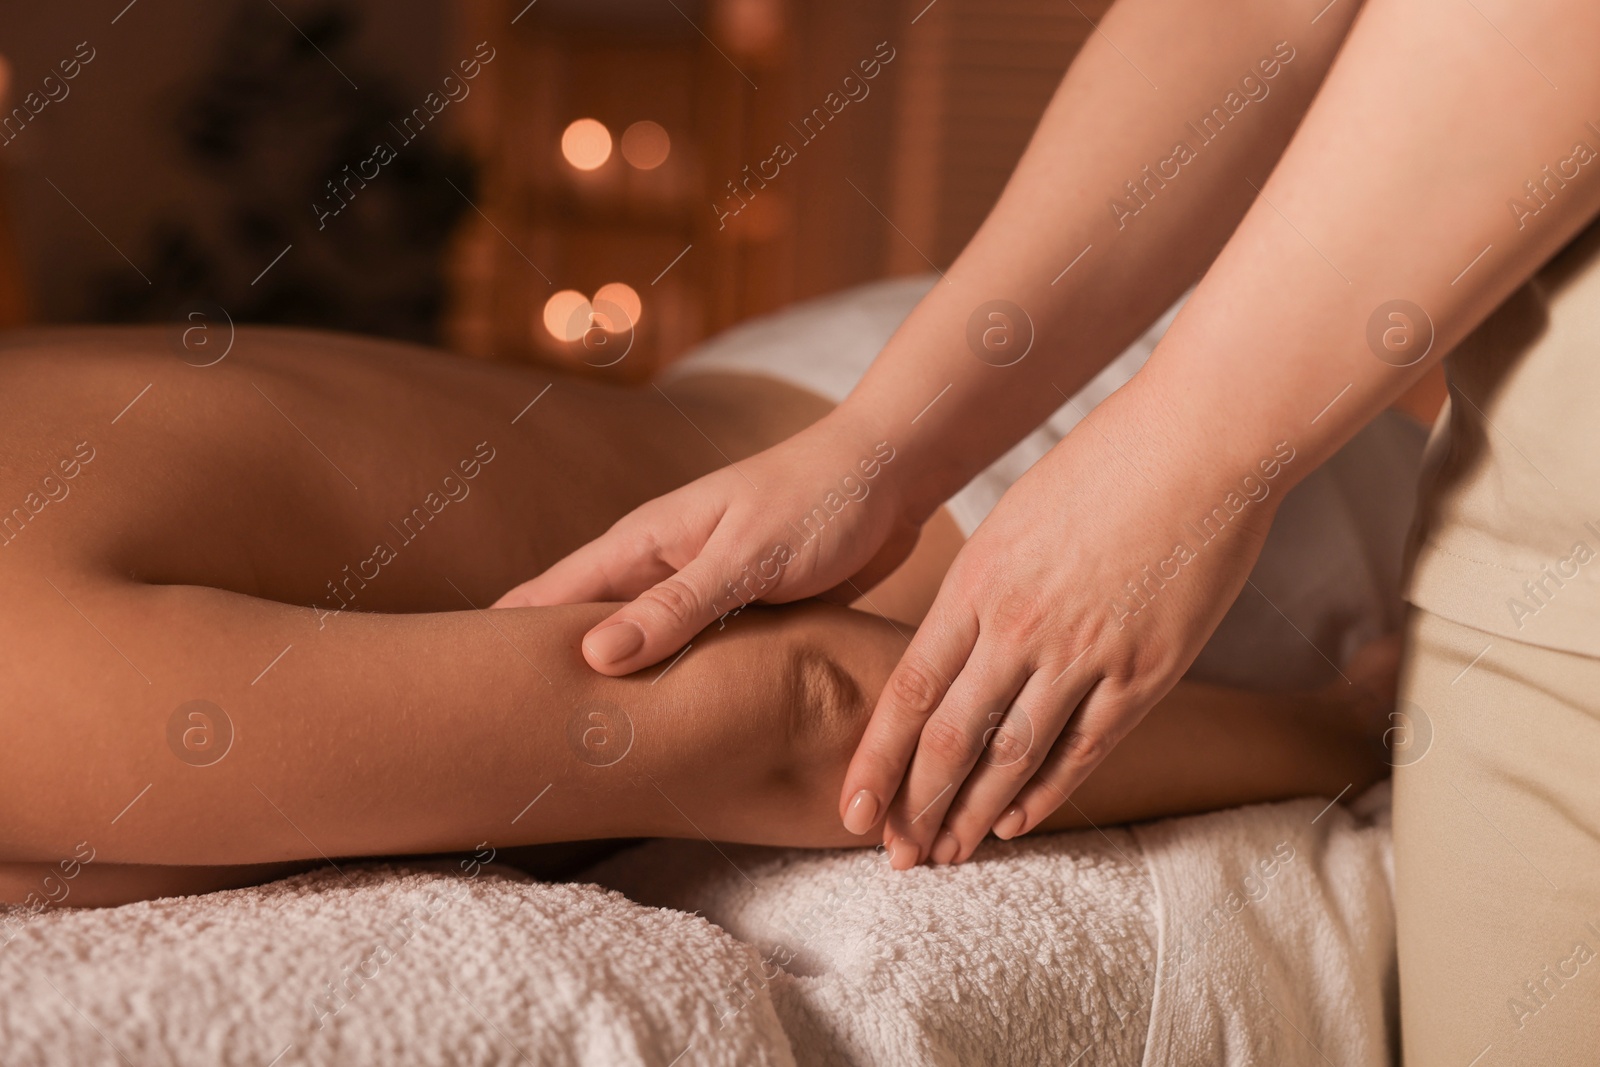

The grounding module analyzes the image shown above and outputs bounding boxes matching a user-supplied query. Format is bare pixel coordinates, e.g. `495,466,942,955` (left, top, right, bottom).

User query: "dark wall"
0,0,463,342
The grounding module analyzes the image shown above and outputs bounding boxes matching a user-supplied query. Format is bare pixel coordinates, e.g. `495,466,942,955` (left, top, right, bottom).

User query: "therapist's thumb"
579,556,733,676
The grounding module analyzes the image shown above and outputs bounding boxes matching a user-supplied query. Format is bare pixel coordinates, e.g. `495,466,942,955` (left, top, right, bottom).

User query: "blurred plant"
92,2,473,344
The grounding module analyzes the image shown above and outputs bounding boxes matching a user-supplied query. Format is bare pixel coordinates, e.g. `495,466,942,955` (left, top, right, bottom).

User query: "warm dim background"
0,0,1111,378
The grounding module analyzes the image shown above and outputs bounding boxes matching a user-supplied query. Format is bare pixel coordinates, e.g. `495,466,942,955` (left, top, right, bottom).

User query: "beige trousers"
1395,607,1600,1066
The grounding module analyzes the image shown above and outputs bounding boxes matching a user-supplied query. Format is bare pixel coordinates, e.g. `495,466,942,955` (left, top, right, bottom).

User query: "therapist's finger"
574,551,747,675
934,669,1087,864
995,682,1128,839
838,603,977,843
882,637,1030,866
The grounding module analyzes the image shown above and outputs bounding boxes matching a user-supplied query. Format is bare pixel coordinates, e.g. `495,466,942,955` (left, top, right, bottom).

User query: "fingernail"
992,806,1027,840
930,831,959,866
843,790,880,835
887,836,918,870
585,622,644,667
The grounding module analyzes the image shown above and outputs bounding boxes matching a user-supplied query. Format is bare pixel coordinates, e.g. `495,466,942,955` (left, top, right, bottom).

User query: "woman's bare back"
0,327,754,608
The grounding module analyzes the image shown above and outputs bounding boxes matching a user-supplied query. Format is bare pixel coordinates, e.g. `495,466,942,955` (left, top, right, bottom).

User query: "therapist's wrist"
1095,363,1299,531
816,399,955,528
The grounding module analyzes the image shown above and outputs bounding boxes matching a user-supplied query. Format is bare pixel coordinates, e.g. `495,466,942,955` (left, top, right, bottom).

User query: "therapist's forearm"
1125,0,1600,493
833,0,1363,520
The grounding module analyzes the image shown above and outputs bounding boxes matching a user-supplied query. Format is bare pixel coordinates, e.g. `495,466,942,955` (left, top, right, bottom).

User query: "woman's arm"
858,0,1600,866
1,581,886,867
1,565,1386,901
841,0,1367,520
1138,0,1600,482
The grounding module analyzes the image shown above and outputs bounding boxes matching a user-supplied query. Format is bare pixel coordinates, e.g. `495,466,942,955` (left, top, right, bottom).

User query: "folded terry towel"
589,784,1395,1067
0,863,792,1067
0,787,1394,1066
587,822,1160,1065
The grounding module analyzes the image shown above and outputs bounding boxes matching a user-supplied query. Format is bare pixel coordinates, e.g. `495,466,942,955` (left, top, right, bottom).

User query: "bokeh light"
542,289,591,342
593,282,641,331
620,121,671,170
560,118,612,171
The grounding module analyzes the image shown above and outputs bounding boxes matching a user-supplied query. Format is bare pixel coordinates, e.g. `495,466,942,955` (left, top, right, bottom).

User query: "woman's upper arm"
2,579,896,865
1,579,594,864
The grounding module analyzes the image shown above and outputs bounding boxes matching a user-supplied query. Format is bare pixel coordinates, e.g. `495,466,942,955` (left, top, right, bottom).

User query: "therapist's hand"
493,409,924,675
839,381,1283,868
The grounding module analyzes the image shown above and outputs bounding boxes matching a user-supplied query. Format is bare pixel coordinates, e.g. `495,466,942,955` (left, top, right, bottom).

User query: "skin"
501,0,1600,868
0,328,1388,910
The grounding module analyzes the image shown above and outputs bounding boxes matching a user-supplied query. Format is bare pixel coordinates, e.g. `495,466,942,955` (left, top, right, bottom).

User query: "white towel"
588,824,1159,1065
1134,784,1397,1066
0,864,792,1067
0,788,1393,1066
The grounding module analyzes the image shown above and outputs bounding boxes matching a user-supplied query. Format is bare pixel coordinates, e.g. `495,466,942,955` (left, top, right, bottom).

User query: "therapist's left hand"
838,381,1284,868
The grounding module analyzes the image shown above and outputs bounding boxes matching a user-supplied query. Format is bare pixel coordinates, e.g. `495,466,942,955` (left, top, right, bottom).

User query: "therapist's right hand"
492,410,924,676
